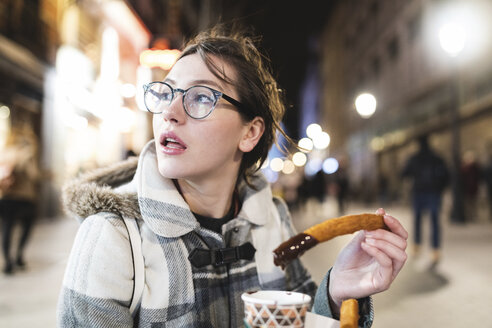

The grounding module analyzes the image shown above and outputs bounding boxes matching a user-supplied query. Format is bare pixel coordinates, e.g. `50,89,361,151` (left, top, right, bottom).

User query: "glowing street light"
439,23,467,57
355,93,377,118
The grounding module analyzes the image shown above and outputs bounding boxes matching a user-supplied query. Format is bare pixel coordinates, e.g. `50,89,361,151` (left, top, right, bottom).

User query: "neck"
176,176,238,218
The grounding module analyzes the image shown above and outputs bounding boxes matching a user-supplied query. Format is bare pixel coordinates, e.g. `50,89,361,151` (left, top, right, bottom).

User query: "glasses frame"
143,81,254,119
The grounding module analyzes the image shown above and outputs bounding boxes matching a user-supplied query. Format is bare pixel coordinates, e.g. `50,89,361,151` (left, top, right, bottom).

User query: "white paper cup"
241,290,312,327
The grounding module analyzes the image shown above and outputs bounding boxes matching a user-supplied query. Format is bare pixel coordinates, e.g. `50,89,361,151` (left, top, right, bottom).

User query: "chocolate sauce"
273,233,319,269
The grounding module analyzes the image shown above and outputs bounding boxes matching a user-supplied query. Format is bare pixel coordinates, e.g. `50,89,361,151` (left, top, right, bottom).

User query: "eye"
148,83,173,102
188,87,215,105
194,92,214,104
161,90,173,101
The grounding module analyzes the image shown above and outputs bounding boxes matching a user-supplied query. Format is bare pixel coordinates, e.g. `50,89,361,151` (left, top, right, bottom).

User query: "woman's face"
152,53,249,183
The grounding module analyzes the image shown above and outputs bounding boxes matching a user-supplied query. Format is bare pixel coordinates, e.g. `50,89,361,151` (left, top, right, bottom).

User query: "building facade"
321,0,492,207
1,0,155,217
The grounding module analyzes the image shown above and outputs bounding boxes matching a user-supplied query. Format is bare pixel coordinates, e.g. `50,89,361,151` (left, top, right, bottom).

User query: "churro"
273,213,386,268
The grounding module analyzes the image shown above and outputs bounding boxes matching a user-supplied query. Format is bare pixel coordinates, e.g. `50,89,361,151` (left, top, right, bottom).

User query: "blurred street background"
1,0,492,327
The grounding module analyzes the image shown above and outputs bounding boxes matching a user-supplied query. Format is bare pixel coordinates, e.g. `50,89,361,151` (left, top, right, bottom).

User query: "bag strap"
123,217,144,316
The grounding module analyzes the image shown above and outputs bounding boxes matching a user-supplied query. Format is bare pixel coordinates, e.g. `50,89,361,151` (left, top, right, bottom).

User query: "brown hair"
178,26,293,185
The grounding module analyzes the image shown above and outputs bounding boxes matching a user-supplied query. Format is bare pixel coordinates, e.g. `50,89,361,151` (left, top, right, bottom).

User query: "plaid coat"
57,141,373,327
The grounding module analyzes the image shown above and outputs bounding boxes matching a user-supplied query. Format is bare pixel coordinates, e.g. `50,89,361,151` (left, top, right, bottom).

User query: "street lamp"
439,23,466,57
439,22,466,223
355,93,377,118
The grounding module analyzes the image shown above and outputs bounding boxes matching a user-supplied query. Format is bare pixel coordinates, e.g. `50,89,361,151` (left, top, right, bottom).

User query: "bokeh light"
292,152,307,167
306,123,322,139
282,159,295,174
120,83,136,98
322,157,339,174
298,137,314,153
313,132,331,150
355,93,377,118
270,157,284,172
261,158,269,169
0,106,10,119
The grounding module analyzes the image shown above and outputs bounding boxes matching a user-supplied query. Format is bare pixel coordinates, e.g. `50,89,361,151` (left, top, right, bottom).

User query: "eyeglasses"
143,81,254,119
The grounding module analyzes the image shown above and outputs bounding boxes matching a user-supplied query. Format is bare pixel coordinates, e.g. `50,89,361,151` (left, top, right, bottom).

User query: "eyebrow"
163,78,225,91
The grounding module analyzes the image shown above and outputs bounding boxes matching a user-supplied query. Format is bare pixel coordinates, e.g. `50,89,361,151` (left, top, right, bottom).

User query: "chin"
156,162,180,179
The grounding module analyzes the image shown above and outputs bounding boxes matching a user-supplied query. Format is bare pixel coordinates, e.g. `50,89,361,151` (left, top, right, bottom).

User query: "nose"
160,92,186,123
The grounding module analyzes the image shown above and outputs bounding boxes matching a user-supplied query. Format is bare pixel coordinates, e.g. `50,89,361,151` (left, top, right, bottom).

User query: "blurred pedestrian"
58,25,407,326
402,135,449,268
0,126,40,274
461,151,481,222
377,173,390,206
307,169,327,218
333,165,349,216
296,173,311,210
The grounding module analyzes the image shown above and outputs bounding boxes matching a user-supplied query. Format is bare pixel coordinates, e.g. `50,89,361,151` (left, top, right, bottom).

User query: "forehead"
167,53,237,92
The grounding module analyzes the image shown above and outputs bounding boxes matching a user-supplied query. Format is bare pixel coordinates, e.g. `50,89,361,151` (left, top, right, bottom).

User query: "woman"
0,127,39,274
58,27,407,327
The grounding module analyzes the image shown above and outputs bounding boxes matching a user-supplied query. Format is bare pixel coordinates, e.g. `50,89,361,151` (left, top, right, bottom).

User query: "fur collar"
62,156,141,220
62,140,273,235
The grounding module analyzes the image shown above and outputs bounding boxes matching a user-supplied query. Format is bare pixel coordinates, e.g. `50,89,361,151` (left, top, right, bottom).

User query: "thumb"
376,208,386,216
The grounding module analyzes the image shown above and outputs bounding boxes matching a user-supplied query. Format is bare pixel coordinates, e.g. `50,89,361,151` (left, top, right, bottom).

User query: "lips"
159,132,187,154
164,138,184,149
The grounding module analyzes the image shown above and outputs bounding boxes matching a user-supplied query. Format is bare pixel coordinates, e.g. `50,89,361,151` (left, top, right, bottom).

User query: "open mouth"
163,137,186,150
159,132,187,151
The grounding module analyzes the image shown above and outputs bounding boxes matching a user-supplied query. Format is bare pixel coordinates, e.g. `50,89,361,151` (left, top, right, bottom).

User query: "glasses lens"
144,83,173,113
184,87,216,118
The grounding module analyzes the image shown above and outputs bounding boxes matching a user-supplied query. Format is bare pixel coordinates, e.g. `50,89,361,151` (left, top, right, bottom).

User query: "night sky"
232,1,334,139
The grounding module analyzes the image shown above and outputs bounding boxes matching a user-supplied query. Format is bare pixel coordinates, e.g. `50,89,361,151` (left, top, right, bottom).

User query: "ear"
239,117,265,153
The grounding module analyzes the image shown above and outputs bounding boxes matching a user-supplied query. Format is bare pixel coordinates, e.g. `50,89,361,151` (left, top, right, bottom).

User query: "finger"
364,229,407,250
342,231,366,255
360,242,393,290
364,237,407,262
361,240,392,268
383,214,409,240
376,208,386,216
364,237,407,278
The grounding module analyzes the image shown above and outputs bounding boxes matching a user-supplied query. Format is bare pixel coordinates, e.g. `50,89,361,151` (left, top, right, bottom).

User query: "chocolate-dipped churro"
273,213,387,328
273,213,386,268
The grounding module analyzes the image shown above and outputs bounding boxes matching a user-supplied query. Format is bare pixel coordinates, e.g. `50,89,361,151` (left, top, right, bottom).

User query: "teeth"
163,136,185,149
167,143,181,149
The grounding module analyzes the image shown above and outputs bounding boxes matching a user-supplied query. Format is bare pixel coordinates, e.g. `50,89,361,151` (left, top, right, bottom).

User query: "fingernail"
366,238,376,245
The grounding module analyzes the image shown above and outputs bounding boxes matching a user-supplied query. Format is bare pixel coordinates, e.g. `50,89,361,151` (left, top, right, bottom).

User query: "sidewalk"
0,217,79,327
1,200,491,327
